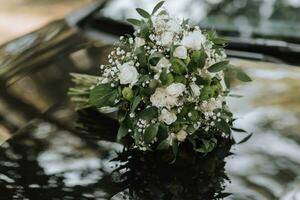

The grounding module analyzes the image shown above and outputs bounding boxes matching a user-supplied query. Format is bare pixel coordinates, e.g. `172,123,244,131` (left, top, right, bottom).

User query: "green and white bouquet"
69,1,251,158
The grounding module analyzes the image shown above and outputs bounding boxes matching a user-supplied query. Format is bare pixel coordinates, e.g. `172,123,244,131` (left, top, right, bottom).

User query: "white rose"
150,88,178,108
166,83,186,97
155,57,170,71
161,31,174,46
119,62,139,85
176,130,188,142
159,109,177,125
135,37,145,48
190,83,201,97
181,30,206,50
173,46,188,59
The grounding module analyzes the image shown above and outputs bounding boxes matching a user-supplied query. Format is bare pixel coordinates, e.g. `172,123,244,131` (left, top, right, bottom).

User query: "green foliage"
144,123,159,144
89,83,119,108
207,60,229,73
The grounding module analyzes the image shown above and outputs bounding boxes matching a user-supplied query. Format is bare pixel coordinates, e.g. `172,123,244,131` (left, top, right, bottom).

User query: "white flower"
181,30,206,50
173,46,188,59
119,62,139,85
150,88,178,108
155,57,170,71
159,109,177,125
177,130,187,142
190,83,201,97
161,31,174,46
166,18,182,33
134,37,145,48
166,83,186,97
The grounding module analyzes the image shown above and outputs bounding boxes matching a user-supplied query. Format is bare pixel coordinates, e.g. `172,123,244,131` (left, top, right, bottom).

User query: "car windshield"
99,0,300,42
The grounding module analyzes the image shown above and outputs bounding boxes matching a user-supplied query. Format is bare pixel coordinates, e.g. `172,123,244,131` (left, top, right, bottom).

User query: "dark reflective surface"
0,14,300,200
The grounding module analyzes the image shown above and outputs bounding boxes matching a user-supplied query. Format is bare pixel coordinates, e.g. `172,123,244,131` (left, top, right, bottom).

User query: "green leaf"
138,107,158,121
237,133,253,144
236,69,252,82
216,119,231,135
136,8,151,18
144,123,159,144
170,140,178,163
135,47,147,66
224,70,231,89
207,60,229,73
130,96,142,113
157,139,170,150
127,18,141,26
189,49,206,71
148,52,163,66
152,1,165,14
171,58,187,74
89,83,119,108
158,123,169,140
139,21,150,39
117,123,128,141
211,37,228,46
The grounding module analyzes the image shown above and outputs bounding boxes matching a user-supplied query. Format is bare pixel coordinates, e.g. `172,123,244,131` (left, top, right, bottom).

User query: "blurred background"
0,0,300,199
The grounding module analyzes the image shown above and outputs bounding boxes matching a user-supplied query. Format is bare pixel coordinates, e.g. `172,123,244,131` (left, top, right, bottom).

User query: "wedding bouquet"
69,1,251,158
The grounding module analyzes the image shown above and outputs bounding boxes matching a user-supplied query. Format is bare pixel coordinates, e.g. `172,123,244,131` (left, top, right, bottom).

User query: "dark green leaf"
89,83,119,108
117,123,128,141
207,60,229,73
224,70,231,89
236,69,252,82
139,22,150,39
157,139,170,150
138,107,158,121
144,123,159,144
216,119,231,135
152,1,165,14
136,8,151,18
148,52,163,66
188,49,206,71
212,37,228,46
127,18,141,26
237,133,253,144
131,96,142,113
170,140,178,163
232,127,247,133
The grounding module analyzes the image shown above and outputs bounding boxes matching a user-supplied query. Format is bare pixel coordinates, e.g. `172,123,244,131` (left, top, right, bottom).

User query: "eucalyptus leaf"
127,18,141,26
207,60,229,73
89,83,119,108
152,1,165,14
136,8,151,18
236,69,252,82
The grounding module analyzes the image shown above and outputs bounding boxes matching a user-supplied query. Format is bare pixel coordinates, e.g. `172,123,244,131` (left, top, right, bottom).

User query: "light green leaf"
127,18,141,26
236,69,252,82
207,60,229,73
152,1,165,14
171,58,187,74
89,83,119,108
136,8,151,18
144,123,159,144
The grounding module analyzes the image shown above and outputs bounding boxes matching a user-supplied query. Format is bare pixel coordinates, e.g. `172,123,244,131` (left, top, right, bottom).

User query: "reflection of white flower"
161,31,174,46
159,109,177,125
181,30,206,50
177,130,187,142
119,62,139,85
173,46,188,59
150,88,178,108
190,83,201,97
166,83,186,97
155,57,170,71
135,37,145,48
